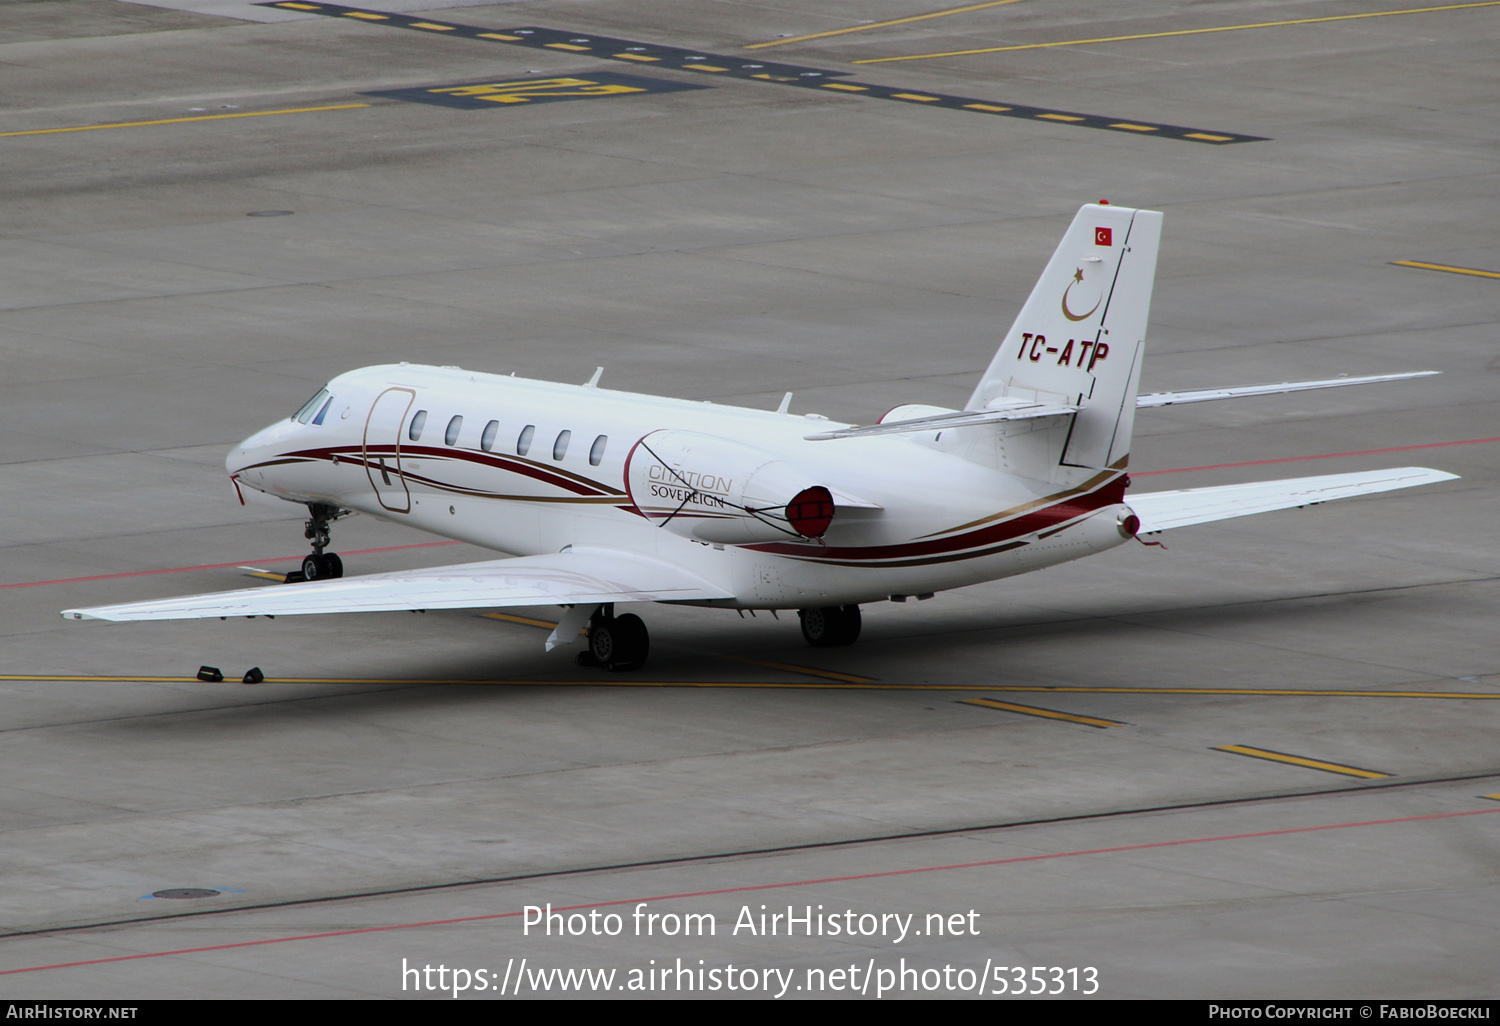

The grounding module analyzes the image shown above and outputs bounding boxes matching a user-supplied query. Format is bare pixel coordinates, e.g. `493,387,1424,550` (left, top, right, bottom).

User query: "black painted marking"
368,72,708,110
150,888,221,899
258,2,1265,144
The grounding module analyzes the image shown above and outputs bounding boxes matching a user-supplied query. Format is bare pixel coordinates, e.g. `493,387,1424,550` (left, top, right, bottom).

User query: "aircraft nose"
226,420,285,477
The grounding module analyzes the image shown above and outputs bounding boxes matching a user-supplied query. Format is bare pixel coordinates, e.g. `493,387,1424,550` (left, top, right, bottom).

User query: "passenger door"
363,387,414,513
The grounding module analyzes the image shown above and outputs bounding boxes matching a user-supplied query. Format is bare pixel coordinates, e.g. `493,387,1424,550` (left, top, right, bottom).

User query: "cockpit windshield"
292,387,334,426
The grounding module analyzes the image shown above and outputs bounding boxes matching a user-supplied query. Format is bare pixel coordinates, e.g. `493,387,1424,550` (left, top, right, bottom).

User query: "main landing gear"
289,502,348,582
575,605,650,673
798,605,862,647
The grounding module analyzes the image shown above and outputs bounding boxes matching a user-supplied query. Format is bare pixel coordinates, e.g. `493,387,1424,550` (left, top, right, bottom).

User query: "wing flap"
62,548,733,622
1128,467,1458,533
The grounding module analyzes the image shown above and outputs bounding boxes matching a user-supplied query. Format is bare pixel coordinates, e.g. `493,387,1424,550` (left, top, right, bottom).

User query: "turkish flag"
1095,227,1112,247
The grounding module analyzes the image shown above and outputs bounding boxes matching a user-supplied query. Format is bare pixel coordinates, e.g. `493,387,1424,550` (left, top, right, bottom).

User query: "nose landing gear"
289,503,349,582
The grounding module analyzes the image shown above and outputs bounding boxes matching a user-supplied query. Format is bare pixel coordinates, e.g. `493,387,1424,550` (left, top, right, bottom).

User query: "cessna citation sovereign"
65,204,1455,671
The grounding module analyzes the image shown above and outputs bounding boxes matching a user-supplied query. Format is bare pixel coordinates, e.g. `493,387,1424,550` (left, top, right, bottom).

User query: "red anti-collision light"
786,486,835,538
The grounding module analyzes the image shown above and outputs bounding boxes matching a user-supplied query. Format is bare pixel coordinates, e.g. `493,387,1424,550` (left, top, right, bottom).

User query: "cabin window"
293,388,330,424
310,395,334,426
409,410,427,441
589,434,607,467
480,420,498,452
445,415,463,446
553,430,571,461
517,424,535,456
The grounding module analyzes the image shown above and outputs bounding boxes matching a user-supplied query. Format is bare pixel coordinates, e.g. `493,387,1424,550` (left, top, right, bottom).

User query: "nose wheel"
301,552,343,581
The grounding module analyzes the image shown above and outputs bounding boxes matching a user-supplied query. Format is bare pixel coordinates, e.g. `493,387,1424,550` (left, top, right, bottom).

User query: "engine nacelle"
625,429,835,544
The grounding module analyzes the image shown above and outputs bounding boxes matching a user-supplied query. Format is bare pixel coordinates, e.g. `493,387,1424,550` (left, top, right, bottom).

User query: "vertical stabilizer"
967,204,1162,470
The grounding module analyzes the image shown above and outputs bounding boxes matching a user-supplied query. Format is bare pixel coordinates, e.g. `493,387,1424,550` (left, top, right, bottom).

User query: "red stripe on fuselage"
274,444,622,498
746,474,1126,564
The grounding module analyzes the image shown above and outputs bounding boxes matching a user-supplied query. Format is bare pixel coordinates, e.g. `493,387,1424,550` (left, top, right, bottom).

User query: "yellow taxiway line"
475,612,877,683
1391,260,1500,280
479,611,565,630
1214,745,1393,779
0,104,370,139
853,2,1500,63
961,697,1125,728
719,656,877,684
746,0,1027,50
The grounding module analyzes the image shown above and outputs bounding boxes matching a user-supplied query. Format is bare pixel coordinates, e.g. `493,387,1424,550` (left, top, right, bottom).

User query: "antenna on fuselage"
584,367,603,388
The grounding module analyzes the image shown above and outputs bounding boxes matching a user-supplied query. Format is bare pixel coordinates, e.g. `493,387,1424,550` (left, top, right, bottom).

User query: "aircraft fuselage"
228,364,1134,610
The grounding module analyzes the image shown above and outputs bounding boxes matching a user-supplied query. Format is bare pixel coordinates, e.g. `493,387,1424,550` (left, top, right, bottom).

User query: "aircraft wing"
805,400,1079,441
62,548,733,622
1136,371,1437,408
1127,467,1458,533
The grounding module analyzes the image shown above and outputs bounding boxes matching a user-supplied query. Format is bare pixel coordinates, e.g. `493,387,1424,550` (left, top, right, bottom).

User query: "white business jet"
64,204,1455,671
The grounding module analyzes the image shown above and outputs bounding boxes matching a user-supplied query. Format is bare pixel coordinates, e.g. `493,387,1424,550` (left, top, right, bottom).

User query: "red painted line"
0,541,461,591
1133,435,1500,477
4,806,1496,976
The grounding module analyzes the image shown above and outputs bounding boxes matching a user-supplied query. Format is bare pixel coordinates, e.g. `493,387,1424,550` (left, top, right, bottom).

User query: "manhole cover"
151,888,221,899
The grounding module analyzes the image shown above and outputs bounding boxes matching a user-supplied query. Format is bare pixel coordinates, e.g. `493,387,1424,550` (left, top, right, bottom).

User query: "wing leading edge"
62,548,733,622
1128,467,1457,534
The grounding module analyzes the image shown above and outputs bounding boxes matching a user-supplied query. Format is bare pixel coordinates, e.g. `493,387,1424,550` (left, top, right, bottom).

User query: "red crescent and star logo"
1061,266,1101,322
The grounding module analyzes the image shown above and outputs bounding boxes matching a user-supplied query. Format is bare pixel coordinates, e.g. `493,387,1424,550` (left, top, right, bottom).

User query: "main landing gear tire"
584,612,649,672
799,605,861,647
300,553,344,581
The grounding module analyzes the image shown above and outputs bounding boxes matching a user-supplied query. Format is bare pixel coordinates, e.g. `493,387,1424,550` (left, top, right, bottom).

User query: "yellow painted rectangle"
274,2,321,8
1214,745,1392,779
243,571,289,582
822,83,870,91
545,42,591,50
964,103,1010,111
1185,132,1232,141
409,21,456,31
478,32,523,40
343,11,388,19
751,73,794,81
1110,122,1158,131
891,92,942,102
1479,794,1500,802
962,698,1124,728
1392,259,1500,280
684,64,729,72
1037,113,1084,122
614,53,659,61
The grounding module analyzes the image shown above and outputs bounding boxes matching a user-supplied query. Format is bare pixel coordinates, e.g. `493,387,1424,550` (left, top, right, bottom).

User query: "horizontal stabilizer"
62,548,732,622
1128,467,1457,533
806,400,1079,441
1137,371,1437,409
